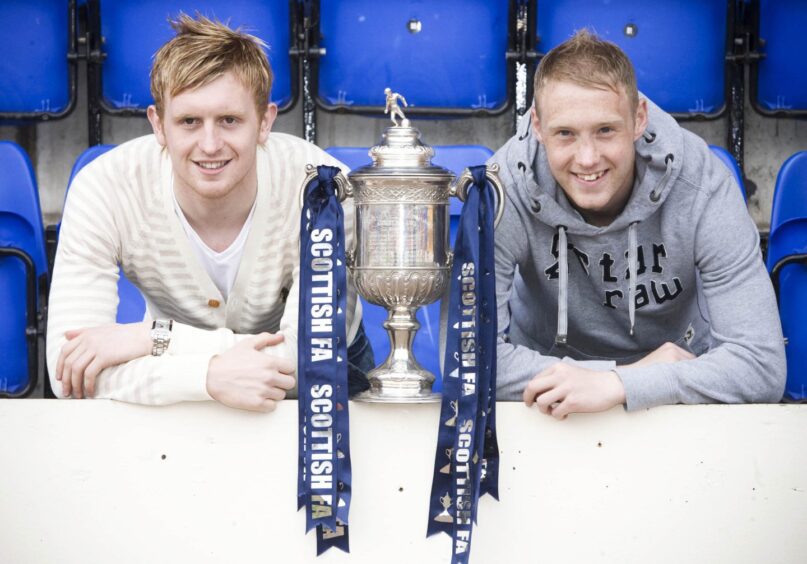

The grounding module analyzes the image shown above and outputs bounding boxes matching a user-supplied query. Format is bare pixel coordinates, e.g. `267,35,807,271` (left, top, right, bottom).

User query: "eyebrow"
172,110,248,120
549,120,622,132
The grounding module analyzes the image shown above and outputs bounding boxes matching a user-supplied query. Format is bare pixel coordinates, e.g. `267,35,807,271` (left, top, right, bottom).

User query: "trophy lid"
348,90,454,181
348,124,455,180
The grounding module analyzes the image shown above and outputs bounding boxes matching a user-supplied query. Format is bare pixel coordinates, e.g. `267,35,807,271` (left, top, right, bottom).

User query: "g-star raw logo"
544,234,684,309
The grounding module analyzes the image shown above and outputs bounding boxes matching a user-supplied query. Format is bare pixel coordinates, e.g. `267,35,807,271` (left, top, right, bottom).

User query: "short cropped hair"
150,13,272,116
533,29,638,115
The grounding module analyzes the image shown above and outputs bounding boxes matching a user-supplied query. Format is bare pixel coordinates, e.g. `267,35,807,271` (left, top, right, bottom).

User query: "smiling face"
147,71,276,206
532,79,647,226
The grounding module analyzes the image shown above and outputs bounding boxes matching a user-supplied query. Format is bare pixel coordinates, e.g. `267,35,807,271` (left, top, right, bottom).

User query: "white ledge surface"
0,400,805,563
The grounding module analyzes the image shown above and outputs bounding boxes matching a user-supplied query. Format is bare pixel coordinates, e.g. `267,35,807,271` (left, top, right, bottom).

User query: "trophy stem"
355,305,441,403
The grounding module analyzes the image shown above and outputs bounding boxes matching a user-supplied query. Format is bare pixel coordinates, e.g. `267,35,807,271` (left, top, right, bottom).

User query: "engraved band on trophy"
301,90,504,403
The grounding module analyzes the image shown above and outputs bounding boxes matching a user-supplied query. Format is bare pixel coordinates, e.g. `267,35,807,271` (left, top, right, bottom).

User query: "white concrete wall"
2,400,806,563
1,63,805,229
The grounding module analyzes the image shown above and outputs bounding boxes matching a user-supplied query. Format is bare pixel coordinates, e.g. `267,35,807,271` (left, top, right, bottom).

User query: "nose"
575,137,600,169
198,123,223,155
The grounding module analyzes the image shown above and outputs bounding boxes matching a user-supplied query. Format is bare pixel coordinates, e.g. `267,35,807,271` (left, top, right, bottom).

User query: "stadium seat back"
766,152,807,400
317,0,510,113
708,145,747,201
97,0,293,111
535,0,728,116
63,144,146,323
0,142,48,394
325,144,494,390
755,0,807,113
0,1,71,115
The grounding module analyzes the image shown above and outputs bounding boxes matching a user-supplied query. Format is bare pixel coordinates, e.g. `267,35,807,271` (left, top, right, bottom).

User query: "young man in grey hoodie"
490,30,786,419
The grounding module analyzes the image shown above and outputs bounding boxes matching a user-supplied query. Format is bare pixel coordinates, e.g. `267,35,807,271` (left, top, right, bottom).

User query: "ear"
530,106,544,143
258,103,278,144
633,98,649,141
147,105,166,146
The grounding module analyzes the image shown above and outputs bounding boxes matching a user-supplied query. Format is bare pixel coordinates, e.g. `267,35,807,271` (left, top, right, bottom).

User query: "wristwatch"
151,319,173,356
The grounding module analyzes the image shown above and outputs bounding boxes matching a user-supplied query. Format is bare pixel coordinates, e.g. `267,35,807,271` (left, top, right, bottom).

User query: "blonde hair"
150,13,272,116
534,29,638,115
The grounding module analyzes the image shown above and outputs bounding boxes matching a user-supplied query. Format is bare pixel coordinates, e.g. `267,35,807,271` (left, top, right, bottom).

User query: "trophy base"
354,367,441,403
355,389,441,404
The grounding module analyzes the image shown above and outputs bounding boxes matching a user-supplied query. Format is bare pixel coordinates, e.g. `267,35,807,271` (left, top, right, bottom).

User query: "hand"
523,362,626,420
56,321,152,399
206,333,296,413
625,341,695,369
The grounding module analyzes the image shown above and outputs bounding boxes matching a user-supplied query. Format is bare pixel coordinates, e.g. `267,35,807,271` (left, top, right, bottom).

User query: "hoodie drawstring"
555,226,568,345
554,222,640,345
649,154,675,202
628,222,639,336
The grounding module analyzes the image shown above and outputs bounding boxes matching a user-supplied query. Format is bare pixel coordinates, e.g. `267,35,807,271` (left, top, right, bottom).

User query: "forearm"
91,353,215,405
615,341,785,411
496,337,617,400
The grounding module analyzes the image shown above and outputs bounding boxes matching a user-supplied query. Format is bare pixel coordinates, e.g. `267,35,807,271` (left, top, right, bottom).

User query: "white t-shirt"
172,188,257,301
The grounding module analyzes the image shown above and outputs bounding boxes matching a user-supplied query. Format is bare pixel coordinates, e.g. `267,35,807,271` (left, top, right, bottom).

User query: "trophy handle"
450,163,505,227
299,164,353,208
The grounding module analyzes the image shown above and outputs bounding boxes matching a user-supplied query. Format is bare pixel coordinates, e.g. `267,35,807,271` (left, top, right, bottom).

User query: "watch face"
153,328,170,340
153,319,172,331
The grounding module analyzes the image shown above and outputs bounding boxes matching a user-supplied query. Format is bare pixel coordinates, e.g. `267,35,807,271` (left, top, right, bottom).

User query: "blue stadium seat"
326,144,494,391
709,145,747,202
766,152,807,400
0,0,76,119
0,142,49,397
61,145,147,324
100,0,293,110
752,0,807,115
316,1,510,114
535,1,728,117
92,0,294,112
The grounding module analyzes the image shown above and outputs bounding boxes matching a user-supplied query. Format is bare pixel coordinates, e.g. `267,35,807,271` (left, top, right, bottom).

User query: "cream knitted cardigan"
47,133,360,404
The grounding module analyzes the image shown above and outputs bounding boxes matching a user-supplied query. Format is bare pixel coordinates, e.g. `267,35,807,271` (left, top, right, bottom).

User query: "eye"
599,126,614,135
556,129,573,138
181,117,198,126
222,116,238,125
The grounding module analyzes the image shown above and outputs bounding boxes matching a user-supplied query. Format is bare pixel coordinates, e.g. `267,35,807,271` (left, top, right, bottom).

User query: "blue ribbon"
427,166,499,563
298,165,351,555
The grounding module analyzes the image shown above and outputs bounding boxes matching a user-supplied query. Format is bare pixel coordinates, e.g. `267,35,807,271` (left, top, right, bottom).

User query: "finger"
259,399,279,413
84,359,104,398
60,359,72,396
56,337,82,381
535,386,566,415
70,349,94,384
550,399,572,420
272,357,296,375
247,332,285,350
263,386,288,402
69,350,94,399
270,373,297,391
522,369,558,406
60,345,82,396
64,328,83,340
55,351,65,382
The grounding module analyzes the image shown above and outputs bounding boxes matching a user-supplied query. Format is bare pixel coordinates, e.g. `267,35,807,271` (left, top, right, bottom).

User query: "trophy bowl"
346,124,454,403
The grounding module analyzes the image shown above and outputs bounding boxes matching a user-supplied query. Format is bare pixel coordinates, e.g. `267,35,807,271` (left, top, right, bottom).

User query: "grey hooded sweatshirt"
489,96,786,410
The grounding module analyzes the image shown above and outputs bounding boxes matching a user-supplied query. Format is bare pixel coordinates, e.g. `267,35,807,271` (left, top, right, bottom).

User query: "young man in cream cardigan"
47,14,371,411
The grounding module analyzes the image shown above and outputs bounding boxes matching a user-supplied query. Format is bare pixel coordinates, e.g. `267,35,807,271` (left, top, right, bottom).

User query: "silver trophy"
302,90,504,403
